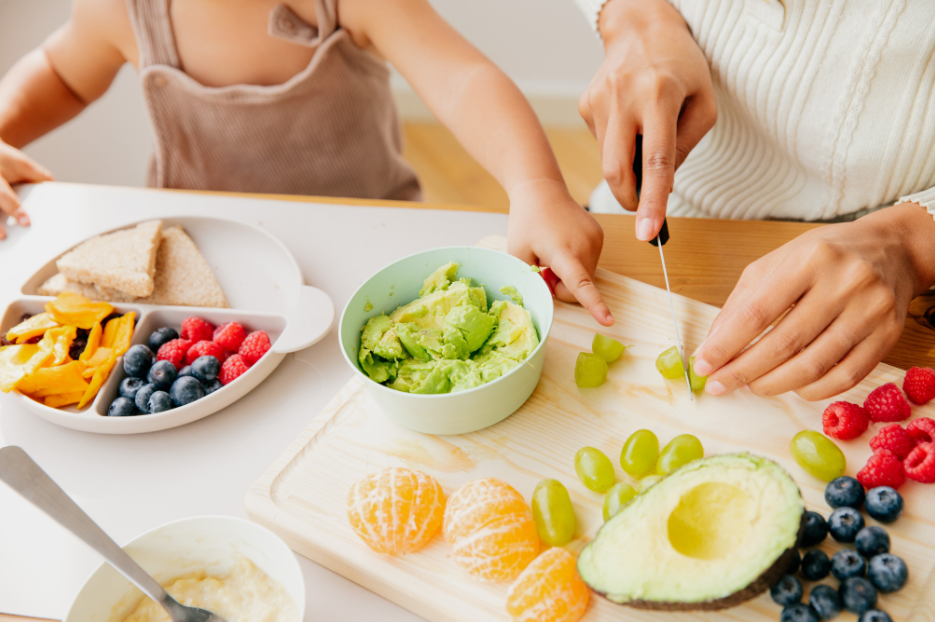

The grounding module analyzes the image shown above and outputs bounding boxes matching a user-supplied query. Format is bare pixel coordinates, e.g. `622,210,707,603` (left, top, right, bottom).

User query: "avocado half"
577,453,805,610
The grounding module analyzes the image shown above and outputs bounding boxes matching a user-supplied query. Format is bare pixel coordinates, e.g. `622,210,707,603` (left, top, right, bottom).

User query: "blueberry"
170,376,206,407
178,365,194,378
839,577,877,615
148,390,174,413
786,548,801,575
825,476,864,509
123,344,155,379
771,575,803,607
119,377,145,400
800,511,830,547
831,549,866,580
107,397,138,417
859,610,893,622
781,603,820,622
865,487,903,524
191,355,220,382
809,584,842,620
135,383,157,413
828,507,864,543
148,360,178,391
801,549,832,581
148,327,179,354
855,526,890,559
201,378,223,395
867,553,908,593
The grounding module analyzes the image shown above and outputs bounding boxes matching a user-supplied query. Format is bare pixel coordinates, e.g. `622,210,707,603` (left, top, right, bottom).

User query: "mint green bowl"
339,246,553,435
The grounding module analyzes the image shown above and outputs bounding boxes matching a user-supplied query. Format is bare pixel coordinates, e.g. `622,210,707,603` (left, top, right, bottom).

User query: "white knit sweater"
573,0,935,221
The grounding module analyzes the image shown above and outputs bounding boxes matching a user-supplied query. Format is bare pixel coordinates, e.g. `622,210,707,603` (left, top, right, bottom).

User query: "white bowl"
339,246,554,435
64,516,305,622
1,216,335,434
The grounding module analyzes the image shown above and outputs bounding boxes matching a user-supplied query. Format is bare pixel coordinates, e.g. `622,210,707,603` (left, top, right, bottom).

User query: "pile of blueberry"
771,477,907,622
107,327,222,417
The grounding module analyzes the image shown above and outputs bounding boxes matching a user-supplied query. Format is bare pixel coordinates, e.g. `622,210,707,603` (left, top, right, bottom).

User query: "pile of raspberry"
822,367,935,489
156,316,271,386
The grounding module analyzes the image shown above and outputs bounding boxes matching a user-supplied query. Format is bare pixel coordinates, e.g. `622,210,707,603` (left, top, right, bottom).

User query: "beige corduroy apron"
126,0,421,201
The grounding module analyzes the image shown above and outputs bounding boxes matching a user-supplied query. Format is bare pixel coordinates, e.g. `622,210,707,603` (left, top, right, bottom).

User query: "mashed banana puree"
121,558,297,622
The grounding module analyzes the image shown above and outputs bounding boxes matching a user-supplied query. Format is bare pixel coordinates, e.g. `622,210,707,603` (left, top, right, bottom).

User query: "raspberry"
869,424,914,460
218,354,249,385
903,442,935,484
864,383,912,423
185,340,227,366
903,367,935,405
180,317,215,343
857,450,906,490
239,330,271,366
907,417,935,446
213,322,247,352
156,339,192,370
822,402,870,440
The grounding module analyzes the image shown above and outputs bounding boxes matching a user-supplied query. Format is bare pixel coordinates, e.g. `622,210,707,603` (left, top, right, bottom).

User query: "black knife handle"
649,218,670,247
634,134,669,247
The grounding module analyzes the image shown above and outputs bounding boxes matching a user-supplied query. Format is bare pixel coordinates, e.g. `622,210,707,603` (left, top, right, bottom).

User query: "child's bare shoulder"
69,0,136,63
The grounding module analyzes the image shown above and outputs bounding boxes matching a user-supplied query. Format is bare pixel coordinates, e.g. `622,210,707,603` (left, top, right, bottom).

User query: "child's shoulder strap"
125,0,181,68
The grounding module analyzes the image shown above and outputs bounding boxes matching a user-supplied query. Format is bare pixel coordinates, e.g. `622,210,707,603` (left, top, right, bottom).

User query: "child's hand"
0,140,52,240
508,179,613,326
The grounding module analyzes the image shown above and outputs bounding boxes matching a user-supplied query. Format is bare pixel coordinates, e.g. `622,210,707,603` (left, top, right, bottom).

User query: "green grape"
602,482,637,521
688,356,707,392
790,430,846,482
592,333,626,363
531,479,576,546
574,447,616,492
656,434,704,475
655,346,685,379
575,352,608,388
620,429,659,477
639,475,663,492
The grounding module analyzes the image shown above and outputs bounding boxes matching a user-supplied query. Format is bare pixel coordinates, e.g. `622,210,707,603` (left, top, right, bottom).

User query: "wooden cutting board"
245,236,935,622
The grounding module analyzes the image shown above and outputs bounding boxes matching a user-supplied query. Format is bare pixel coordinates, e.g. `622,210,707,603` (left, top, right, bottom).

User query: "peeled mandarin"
444,478,539,582
506,547,589,622
347,467,445,554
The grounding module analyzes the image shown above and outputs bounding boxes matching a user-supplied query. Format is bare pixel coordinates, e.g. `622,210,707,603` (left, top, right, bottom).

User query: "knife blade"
632,136,693,398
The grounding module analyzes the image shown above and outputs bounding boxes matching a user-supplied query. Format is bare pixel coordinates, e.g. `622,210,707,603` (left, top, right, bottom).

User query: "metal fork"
0,446,227,622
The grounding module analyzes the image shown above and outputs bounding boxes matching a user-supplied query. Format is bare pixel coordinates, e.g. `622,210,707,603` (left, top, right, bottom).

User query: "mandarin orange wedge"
506,547,589,622
444,478,539,582
347,467,445,554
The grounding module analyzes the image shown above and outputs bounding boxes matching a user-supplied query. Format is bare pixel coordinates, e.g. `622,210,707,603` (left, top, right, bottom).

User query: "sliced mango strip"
102,312,135,355
18,361,89,398
47,325,77,366
6,312,60,344
77,358,115,409
45,292,114,330
45,392,84,409
81,347,114,377
79,322,103,362
0,344,40,392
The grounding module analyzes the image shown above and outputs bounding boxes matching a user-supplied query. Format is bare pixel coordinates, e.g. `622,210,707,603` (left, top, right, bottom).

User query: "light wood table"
4,192,933,622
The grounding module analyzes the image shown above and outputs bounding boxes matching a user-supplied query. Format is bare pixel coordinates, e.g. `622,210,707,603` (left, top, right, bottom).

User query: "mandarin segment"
443,478,539,582
347,467,445,554
506,547,589,622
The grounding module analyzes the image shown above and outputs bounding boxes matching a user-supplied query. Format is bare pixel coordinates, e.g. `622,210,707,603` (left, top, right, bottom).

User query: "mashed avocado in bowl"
359,262,539,394
340,246,553,435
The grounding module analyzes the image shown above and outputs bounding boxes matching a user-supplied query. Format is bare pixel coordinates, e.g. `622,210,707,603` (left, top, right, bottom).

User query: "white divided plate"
2,216,334,434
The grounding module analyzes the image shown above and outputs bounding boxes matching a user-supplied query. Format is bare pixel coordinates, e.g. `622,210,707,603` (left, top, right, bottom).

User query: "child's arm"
0,0,127,238
341,0,613,326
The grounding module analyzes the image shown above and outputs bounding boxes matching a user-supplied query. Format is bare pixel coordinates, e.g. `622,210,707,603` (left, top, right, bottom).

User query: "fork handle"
0,446,177,614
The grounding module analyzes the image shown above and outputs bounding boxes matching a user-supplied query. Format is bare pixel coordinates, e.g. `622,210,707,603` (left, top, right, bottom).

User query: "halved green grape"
602,482,637,521
656,434,704,475
655,346,685,380
531,479,576,546
688,356,707,392
575,352,608,388
619,429,659,477
639,475,663,492
575,447,616,492
592,333,627,363
790,430,846,482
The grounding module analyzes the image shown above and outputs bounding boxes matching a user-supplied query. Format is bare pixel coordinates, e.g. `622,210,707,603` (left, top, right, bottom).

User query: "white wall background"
0,0,602,188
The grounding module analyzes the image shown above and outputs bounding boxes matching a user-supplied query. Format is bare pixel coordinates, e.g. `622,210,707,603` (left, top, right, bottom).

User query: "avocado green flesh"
358,263,539,394
578,454,804,609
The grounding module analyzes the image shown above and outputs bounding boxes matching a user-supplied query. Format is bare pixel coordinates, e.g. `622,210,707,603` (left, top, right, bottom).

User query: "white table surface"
0,182,508,620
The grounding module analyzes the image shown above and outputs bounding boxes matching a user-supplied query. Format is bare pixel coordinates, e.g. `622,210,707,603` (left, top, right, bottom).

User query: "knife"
633,136,693,398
